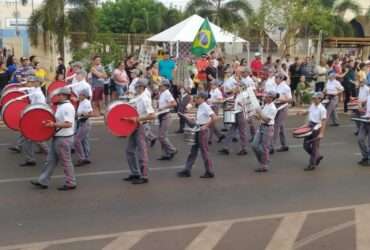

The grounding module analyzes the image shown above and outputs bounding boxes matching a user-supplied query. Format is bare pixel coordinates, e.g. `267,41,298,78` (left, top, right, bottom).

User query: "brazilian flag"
191,19,216,57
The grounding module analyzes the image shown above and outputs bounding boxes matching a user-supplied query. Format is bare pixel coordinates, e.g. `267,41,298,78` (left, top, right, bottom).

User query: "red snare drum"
47,81,66,96
105,101,139,137
20,104,56,142
1,98,30,131
1,83,21,95
293,126,313,138
0,89,26,108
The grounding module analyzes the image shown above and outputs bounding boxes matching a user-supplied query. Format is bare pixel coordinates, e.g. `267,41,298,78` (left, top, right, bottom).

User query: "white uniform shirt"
276,82,292,100
55,102,76,137
28,87,46,104
325,79,344,95
77,99,93,116
209,88,223,104
223,76,238,93
308,103,327,128
128,77,139,94
358,85,370,103
264,77,277,93
134,92,155,117
72,80,93,98
261,102,277,125
197,102,214,125
234,91,249,112
241,76,256,90
158,89,175,110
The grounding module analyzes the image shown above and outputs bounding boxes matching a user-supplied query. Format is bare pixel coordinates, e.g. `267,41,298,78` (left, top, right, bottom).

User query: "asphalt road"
0,114,369,250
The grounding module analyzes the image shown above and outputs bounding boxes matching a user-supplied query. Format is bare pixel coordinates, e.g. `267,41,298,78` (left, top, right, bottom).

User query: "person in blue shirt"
158,52,176,81
6,55,17,81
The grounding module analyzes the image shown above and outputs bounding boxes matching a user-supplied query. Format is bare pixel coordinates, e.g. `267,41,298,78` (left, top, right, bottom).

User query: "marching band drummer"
19,76,49,167
353,79,369,135
123,80,156,184
177,92,217,178
31,87,77,191
74,88,93,167
218,84,249,156
176,86,192,134
252,91,277,172
357,91,370,167
324,72,344,127
297,92,327,171
71,70,93,99
208,79,225,144
157,79,178,161
271,73,292,154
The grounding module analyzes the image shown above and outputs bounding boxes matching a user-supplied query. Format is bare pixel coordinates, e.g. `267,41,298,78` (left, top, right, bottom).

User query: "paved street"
1,114,370,250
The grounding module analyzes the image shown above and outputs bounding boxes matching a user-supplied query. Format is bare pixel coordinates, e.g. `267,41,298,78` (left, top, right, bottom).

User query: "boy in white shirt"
252,91,277,172
357,94,370,167
74,88,93,167
208,80,225,144
177,92,217,178
297,92,327,171
324,72,344,126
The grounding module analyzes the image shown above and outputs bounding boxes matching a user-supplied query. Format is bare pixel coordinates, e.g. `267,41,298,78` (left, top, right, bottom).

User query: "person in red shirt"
196,54,209,90
251,52,263,77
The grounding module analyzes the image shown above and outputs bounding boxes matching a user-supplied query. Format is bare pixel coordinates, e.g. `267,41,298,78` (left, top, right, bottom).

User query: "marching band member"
264,69,277,93
157,79,178,160
353,79,369,135
297,92,326,171
357,91,370,167
20,76,48,167
74,88,93,167
252,91,277,172
219,84,249,156
71,70,92,99
176,86,192,134
208,79,225,144
271,73,292,153
324,72,344,127
240,67,256,90
177,92,216,178
65,61,83,84
31,87,77,191
123,80,155,184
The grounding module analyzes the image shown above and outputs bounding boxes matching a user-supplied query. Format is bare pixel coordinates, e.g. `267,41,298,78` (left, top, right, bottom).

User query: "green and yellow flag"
191,19,216,57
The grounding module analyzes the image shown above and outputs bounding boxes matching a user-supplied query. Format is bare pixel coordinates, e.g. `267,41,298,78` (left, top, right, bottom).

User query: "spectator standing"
195,54,209,90
251,52,263,77
6,55,17,81
0,61,8,91
315,60,328,92
158,52,177,97
112,61,129,98
342,61,357,112
90,55,107,116
56,57,66,78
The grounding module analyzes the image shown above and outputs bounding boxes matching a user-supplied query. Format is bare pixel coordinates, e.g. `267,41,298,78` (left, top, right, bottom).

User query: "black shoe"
157,156,172,161
269,149,275,155
150,139,157,147
208,141,212,145
358,159,368,166
200,172,215,178
169,150,178,159
316,156,324,166
131,178,149,184
57,185,77,191
30,180,48,189
123,175,140,181
83,159,91,165
217,135,225,143
177,170,191,178
19,161,36,167
8,147,21,153
232,138,238,143
276,146,289,152
304,165,316,171
175,130,184,134
354,131,359,136
237,149,248,156
75,160,88,167
218,149,230,155
330,123,339,127
254,168,268,173
221,128,228,132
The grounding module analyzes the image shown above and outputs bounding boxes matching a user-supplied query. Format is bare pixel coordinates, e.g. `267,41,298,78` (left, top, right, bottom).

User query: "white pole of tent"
246,41,250,65
170,42,174,57
176,40,179,59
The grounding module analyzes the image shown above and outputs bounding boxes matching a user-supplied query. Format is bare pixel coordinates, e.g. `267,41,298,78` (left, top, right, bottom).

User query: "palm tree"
185,0,254,30
22,0,97,58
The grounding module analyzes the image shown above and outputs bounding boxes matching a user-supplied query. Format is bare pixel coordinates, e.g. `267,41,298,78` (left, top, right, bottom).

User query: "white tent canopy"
147,15,247,43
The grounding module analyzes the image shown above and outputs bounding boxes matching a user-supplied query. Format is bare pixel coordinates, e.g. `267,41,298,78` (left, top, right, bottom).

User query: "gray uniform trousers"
74,120,91,161
23,137,48,162
158,113,177,157
223,112,248,151
252,124,274,167
326,96,339,125
272,106,288,148
358,122,370,161
126,125,149,178
185,128,214,173
38,136,76,187
303,122,321,165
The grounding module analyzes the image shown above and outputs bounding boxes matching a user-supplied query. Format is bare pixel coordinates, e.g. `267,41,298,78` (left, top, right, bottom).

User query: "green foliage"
97,0,183,34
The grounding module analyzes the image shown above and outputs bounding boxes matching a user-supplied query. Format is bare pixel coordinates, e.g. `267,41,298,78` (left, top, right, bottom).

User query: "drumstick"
14,94,32,101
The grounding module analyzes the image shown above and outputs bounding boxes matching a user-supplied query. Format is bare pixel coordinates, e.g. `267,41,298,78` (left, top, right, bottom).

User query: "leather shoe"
57,185,77,191
200,172,215,178
304,165,316,171
237,149,248,156
177,170,191,178
218,149,230,155
131,178,149,184
123,175,140,181
269,149,275,154
254,168,268,173
157,156,172,161
19,161,36,167
217,135,225,143
276,146,289,152
30,180,48,189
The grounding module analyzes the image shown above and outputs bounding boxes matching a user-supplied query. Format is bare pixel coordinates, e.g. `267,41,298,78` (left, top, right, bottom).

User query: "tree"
23,0,97,58
97,0,183,34
184,0,254,30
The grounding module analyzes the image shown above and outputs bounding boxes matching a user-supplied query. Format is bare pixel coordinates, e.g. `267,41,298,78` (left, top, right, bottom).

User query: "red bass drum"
0,89,26,109
1,98,30,131
105,101,139,137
